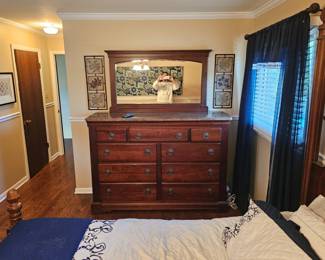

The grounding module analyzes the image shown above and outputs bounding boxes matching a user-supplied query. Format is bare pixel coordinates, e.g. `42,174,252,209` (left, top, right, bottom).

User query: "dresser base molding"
91,201,229,213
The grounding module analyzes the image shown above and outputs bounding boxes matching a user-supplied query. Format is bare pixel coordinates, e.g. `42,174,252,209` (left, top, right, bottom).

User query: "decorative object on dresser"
86,112,231,213
84,56,108,110
0,72,16,106
213,54,235,109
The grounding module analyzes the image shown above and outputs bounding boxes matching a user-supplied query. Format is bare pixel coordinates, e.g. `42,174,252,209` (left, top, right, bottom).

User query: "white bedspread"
73,217,240,260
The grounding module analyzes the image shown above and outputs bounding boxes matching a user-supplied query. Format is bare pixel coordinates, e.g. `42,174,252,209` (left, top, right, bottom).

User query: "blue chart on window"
252,62,282,136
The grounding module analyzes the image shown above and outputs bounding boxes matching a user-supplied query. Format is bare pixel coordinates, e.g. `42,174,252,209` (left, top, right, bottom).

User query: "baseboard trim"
75,187,93,194
0,175,29,203
50,152,62,161
318,153,325,165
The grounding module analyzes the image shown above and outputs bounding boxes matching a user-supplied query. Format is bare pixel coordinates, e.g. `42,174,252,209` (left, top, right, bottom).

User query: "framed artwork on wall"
0,72,16,106
84,56,108,110
213,54,235,109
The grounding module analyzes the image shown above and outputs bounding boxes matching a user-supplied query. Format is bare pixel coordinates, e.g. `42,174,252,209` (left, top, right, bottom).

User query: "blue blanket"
0,218,91,260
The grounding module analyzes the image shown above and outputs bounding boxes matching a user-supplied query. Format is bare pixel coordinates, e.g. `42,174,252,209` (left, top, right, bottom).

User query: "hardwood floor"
0,140,239,232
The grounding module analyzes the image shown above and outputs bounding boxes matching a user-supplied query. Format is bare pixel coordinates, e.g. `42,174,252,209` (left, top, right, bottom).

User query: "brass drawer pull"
208,188,213,195
144,168,151,175
106,188,111,193
203,132,209,140
167,148,175,156
208,148,215,156
135,133,142,140
175,132,183,140
207,168,213,176
167,168,174,176
144,148,151,155
168,188,174,196
105,169,111,175
104,149,110,154
108,132,115,139
144,187,151,195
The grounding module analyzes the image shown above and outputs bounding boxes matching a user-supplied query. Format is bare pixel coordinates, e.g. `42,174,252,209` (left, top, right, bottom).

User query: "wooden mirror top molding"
105,50,211,114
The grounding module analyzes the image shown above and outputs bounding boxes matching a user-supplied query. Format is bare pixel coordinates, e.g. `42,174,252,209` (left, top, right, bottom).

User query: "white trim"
49,51,66,156
74,187,93,194
253,126,272,142
0,17,42,35
232,115,239,120
0,112,21,123
45,102,55,108
0,176,29,203
70,116,86,122
50,151,62,161
58,1,287,21
252,0,287,18
318,153,325,165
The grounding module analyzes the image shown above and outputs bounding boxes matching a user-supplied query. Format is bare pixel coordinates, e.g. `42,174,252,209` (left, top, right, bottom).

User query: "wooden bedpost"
6,189,23,229
301,7,325,203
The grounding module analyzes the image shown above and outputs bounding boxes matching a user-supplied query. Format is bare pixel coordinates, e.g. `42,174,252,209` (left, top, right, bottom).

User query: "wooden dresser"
86,112,231,213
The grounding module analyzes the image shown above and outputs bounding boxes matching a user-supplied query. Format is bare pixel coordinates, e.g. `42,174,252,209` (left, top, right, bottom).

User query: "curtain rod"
244,2,322,40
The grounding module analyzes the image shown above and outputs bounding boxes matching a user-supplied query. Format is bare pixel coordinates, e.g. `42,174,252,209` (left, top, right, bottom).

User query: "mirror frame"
105,50,211,113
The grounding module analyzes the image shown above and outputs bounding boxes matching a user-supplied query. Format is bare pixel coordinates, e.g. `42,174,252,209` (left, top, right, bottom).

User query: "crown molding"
252,0,287,17
58,11,255,20
0,16,43,34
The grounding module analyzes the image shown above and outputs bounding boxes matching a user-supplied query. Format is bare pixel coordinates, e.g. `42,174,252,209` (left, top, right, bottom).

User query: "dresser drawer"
98,163,156,182
162,184,219,202
129,127,189,142
100,184,156,202
161,163,220,182
97,144,156,162
161,143,222,162
191,127,222,142
96,127,127,142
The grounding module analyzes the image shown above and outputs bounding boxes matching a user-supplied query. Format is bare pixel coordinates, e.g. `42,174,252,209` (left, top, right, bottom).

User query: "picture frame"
213,54,235,109
0,72,16,106
84,56,108,110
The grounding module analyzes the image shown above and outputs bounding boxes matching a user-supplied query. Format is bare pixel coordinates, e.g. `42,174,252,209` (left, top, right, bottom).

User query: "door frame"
11,44,52,178
49,51,65,156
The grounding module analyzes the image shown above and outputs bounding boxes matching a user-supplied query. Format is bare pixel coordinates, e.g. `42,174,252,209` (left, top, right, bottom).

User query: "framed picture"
84,56,108,110
0,72,16,106
213,54,235,109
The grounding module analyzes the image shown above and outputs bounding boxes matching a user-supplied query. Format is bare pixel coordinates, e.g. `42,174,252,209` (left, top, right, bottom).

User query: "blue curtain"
233,11,310,212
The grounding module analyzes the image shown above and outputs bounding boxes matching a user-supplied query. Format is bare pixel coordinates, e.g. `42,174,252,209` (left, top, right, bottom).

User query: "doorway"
14,49,49,178
54,54,72,152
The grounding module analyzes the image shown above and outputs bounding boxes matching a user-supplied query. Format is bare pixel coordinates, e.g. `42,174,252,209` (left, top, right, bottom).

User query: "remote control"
122,112,135,118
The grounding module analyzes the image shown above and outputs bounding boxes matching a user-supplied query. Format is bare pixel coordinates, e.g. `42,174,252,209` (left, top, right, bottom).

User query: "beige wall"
251,0,325,200
62,19,253,190
0,21,64,195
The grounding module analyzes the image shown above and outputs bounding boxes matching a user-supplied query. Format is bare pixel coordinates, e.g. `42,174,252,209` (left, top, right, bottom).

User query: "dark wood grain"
191,127,222,142
96,127,127,142
129,126,189,142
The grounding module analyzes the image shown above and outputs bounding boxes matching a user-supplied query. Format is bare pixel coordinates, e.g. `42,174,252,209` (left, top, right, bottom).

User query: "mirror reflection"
115,60,202,104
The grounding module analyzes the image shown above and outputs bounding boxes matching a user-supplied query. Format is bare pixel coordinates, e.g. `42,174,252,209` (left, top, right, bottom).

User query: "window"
252,62,282,137
252,28,318,138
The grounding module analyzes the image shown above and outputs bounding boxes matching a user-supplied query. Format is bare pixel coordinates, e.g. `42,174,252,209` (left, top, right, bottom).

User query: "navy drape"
233,11,310,212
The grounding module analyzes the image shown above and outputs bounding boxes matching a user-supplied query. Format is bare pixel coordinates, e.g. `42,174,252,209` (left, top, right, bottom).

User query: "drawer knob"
144,187,151,195
108,132,115,139
136,133,142,140
208,188,213,195
167,148,175,156
175,132,183,140
203,132,209,140
144,168,151,175
104,149,110,154
106,188,111,193
168,188,174,196
208,168,213,176
208,148,215,156
144,148,151,155
167,168,174,176
105,169,111,175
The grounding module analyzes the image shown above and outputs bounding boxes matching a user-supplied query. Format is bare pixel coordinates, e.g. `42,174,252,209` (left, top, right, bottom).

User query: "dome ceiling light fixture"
43,25,59,35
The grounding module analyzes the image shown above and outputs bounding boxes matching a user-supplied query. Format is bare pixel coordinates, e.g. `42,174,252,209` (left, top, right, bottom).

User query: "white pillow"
308,195,325,220
223,200,311,260
289,205,325,259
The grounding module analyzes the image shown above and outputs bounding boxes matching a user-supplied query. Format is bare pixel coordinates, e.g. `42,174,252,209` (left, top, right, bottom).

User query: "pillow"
289,205,325,259
308,195,325,220
223,200,320,260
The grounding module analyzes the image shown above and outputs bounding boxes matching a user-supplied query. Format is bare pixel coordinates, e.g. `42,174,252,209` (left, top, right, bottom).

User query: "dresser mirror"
106,50,211,113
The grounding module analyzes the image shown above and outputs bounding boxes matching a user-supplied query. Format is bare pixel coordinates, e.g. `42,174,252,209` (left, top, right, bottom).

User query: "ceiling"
0,0,283,32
